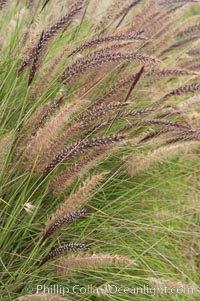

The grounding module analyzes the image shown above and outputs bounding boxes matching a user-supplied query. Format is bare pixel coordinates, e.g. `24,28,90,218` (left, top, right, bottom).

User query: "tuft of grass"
0,1,200,301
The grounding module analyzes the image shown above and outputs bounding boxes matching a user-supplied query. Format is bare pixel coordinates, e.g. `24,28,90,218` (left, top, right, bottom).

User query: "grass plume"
40,243,89,266
43,209,88,241
45,135,127,173
19,0,86,83
23,98,87,171
60,51,159,83
126,141,200,176
50,173,105,214
56,252,136,274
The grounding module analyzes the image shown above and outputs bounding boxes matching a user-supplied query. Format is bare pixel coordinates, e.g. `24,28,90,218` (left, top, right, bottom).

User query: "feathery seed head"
45,134,127,173
69,31,145,57
40,243,89,266
126,141,200,175
43,209,88,240
56,252,136,273
60,51,159,83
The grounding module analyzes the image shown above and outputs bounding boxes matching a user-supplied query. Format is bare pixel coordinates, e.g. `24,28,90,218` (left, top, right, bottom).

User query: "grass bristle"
40,243,89,266
50,172,105,212
43,209,88,241
45,135,127,173
126,141,200,176
55,252,136,274
60,51,159,83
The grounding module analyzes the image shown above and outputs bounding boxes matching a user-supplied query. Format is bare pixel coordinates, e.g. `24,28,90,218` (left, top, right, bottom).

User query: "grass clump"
0,0,200,300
